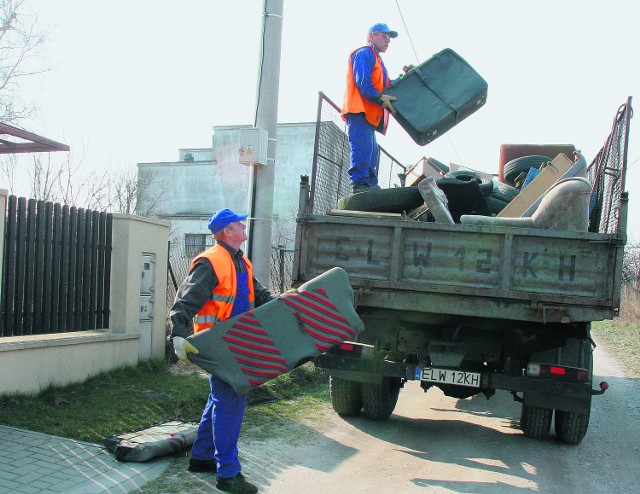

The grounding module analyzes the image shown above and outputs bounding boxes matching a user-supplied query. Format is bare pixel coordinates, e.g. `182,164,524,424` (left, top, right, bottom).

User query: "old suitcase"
383,48,488,146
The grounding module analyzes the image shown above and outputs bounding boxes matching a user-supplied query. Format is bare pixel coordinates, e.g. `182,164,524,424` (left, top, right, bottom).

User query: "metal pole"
246,0,283,290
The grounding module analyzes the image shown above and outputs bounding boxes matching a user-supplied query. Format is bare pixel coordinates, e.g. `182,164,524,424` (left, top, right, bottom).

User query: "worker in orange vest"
341,22,399,194
170,208,273,494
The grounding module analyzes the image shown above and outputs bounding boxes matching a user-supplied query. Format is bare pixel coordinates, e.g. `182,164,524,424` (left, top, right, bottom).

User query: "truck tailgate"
294,213,624,323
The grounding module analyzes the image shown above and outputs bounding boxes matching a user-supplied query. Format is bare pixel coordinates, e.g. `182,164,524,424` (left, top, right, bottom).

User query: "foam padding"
187,267,364,394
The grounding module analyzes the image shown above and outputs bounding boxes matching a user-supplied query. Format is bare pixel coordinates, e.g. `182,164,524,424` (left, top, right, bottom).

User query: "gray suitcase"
384,48,488,146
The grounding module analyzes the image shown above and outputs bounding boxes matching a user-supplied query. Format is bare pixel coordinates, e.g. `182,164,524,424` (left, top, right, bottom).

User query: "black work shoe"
188,458,217,473
216,472,258,494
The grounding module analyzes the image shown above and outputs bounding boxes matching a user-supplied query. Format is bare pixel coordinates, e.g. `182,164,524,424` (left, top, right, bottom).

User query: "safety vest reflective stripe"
211,293,235,304
193,314,222,324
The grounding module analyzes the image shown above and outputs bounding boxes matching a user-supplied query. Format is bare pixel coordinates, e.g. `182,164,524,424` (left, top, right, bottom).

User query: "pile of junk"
336,48,629,234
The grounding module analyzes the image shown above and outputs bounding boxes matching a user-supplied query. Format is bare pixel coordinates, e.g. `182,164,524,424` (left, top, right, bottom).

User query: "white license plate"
418,367,481,388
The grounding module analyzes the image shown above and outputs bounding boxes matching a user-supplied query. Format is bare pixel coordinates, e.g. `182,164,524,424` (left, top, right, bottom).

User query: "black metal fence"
1,196,112,337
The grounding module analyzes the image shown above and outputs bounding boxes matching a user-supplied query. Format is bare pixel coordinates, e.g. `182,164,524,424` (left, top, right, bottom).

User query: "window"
184,234,213,258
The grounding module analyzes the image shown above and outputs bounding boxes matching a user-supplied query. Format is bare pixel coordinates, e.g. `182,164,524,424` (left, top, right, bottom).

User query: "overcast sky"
14,0,640,241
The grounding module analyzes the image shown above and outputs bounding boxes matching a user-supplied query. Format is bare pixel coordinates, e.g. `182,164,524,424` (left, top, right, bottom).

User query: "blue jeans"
190,374,246,478
347,113,379,187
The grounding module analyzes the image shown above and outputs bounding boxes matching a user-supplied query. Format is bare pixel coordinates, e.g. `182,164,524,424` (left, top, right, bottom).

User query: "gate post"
0,189,6,307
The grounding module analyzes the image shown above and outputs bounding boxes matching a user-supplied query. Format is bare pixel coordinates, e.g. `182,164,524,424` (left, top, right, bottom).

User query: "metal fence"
587,97,633,234
309,91,406,214
1,196,112,337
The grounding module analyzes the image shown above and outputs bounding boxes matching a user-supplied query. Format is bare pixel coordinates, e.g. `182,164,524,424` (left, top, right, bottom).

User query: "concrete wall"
0,194,170,395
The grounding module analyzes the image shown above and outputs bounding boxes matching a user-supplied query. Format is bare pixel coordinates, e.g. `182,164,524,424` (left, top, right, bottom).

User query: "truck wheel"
555,409,590,445
361,377,401,420
520,403,553,439
329,376,363,416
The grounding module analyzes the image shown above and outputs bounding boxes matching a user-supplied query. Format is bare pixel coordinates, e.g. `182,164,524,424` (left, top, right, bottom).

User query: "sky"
12,0,640,242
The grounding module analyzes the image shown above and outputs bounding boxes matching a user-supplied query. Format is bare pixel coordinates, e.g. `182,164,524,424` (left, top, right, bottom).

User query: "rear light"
526,362,589,383
332,342,374,358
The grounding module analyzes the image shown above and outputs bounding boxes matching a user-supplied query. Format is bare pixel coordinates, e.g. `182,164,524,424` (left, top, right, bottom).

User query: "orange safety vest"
191,244,255,333
341,45,388,127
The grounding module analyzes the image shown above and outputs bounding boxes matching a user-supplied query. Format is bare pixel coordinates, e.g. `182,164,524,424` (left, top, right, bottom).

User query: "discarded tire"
490,181,519,203
485,196,509,215
444,170,493,197
336,186,424,213
503,155,551,187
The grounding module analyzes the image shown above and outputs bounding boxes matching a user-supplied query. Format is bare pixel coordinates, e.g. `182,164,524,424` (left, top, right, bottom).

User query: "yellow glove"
286,288,298,294
172,336,199,364
379,94,397,115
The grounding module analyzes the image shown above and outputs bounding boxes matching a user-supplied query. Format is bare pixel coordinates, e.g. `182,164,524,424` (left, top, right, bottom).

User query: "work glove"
286,288,298,294
379,94,397,115
172,336,199,364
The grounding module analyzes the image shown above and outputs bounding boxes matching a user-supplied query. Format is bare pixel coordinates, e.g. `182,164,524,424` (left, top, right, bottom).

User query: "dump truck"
291,96,632,445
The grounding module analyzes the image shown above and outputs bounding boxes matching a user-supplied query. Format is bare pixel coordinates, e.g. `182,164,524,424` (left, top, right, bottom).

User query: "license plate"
418,367,481,388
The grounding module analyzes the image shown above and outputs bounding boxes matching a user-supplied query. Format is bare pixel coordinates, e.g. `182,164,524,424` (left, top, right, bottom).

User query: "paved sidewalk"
0,425,171,493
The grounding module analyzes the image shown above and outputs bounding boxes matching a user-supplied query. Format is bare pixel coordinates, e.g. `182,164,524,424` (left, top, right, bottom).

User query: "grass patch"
591,289,640,376
0,359,328,444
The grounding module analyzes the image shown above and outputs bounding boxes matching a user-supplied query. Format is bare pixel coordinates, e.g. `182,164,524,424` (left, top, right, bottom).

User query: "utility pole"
246,0,283,289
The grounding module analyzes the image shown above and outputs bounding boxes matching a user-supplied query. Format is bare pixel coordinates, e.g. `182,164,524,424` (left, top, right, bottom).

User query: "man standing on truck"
341,22,399,194
170,208,274,494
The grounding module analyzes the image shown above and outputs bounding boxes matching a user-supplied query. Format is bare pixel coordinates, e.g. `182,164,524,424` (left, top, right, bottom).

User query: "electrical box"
238,128,268,166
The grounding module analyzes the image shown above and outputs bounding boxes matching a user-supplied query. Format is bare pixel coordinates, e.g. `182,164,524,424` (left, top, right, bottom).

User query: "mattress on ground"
103,421,199,462
187,267,364,395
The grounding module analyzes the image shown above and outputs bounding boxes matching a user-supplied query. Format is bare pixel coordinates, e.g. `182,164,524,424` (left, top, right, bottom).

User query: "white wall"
137,122,316,250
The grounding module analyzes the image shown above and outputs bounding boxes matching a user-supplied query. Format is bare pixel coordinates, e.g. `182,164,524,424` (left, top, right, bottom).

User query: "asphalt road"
241,339,640,493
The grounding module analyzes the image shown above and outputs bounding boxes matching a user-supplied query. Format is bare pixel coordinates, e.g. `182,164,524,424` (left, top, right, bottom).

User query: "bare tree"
1,0,48,123
623,241,640,291
0,152,17,192
111,166,164,216
28,150,112,210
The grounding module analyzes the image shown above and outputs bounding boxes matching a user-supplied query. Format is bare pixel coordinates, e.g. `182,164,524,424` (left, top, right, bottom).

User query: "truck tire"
329,376,362,416
361,377,401,420
554,409,590,445
520,404,553,439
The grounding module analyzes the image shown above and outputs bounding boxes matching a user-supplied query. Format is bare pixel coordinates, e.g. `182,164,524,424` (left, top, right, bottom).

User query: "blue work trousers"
191,374,246,478
347,112,379,187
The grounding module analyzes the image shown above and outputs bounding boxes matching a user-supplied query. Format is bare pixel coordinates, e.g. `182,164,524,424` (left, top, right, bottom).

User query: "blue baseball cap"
207,208,249,234
368,23,398,38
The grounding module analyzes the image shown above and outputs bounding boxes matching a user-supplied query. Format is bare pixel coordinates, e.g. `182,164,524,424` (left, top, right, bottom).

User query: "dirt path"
240,341,640,493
